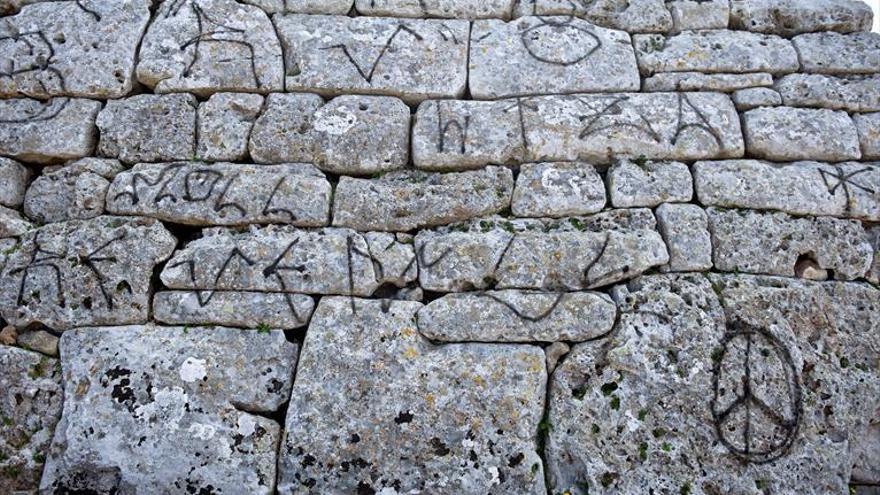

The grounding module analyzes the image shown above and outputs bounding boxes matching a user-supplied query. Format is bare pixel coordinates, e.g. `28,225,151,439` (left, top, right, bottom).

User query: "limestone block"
730,0,873,36
667,0,730,32
642,72,772,92
856,112,880,159
196,93,265,162
511,162,606,218
655,203,712,272
775,74,880,112
24,158,124,224
512,0,673,33
0,97,100,164
153,291,315,329
355,0,509,18
97,94,197,164
0,158,30,208
732,87,782,110
607,159,692,208
743,106,861,161
794,32,880,75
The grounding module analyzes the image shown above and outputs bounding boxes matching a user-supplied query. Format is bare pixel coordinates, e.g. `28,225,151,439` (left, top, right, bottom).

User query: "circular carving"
520,18,600,66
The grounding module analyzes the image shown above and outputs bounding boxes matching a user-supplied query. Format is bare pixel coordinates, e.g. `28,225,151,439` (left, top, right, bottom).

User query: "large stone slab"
41,325,297,494
655,203,712,272
0,0,151,98
633,30,799,76
97,94,198,164
196,93,265,162
136,0,284,95
332,167,513,232
277,297,547,494
24,158,124,224
607,159,692,208
706,207,873,280
793,32,880,75
642,72,773,92
468,16,639,99
546,273,880,494
743,106,861,161
355,0,509,18
512,0,673,33
511,162,606,218
415,210,668,291
732,87,782,110
0,158,29,208
412,92,743,170
667,0,729,32
694,160,880,221
775,74,880,112
0,346,62,493
730,0,873,35
106,162,331,227
154,290,315,330
418,290,617,342
856,112,880,159
0,97,100,164
275,15,469,104
0,216,176,330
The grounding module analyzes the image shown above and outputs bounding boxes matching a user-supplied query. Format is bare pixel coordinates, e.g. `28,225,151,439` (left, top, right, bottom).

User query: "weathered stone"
363,232,419,287
332,167,513,231
0,206,33,238
0,97,100,164
0,0,38,15
667,0,729,32
415,210,668,291
511,162,606,218
24,158,124,224
469,17,640,99
512,0,673,33
248,93,323,164
0,325,15,345
867,225,880,285
706,207,873,280
418,290,616,342
41,325,297,494
545,341,569,373
355,0,508,18
642,72,773,92
0,158,29,209
0,239,18,274
694,160,880,221
97,94,198,164
634,30,799,76
732,87,782,110
196,93,264,162
412,92,743,170
106,162,331,227
0,346,61,493
855,112,880,159
607,159,692,208
0,216,176,330
775,74,880,112
277,297,547,494
0,0,151,98
794,32,880,75
244,0,352,13
160,226,396,296
275,15,469,104
655,203,712,272
15,329,58,356
153,291,315,329
137,0,283,96
743,106,861,161
730,0,873,36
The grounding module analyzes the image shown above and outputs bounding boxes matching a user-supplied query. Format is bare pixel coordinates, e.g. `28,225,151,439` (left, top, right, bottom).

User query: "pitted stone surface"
0,97,100,164
363,232,419,287
24,158,124,224
775,74,880,112
153,291,316,329
97,94,198,164
794,32,880,75
248,93,324,164
41,325,297,495
655,203,712,272
607,159,692,208
277,297,547,494
667,0,729,32
0,216,176,330
137,0,284,96
512,0,673,33
0,0,151,98
732,87,783,110
694,160,880,221
706,207,873,280
356,0,509,18
412,92,744,170
0,157,29,208
641,72,773,92
0,205,32,237
868,225,880,285
511,162,606,218
106,162,331,227
730,0,873,35
855,112,880,160
418,289,617,342
196,93,265,162
275,15,469,103
0,346,61,493
743,106,862,161
469,17,640,99
245,0,353,13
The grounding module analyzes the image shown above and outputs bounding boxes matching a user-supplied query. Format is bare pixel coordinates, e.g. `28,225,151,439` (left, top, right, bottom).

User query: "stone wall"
0,0,879,494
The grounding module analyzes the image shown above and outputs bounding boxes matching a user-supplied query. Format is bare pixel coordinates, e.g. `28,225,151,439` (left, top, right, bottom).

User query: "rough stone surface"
275,15,469,104
512,0,673,33
607,159,692,208
469,16,640,99
415,210,669,291
106,162,331,227
41,325,297,494
633,30,800,76
0,205,33,237
248,93,323,164
15,328,58,356
868,225,880,285
153,291,315,329
855,112,880,160
655,203,712,272
743,106,862,161
363,232,419,287
706,207,873,280
418,289,617,342
641,72,773,92
196,93,265,162
775,74,880,112
412,92,744,170
0,158,29,208
0,0,151,98
332,167,514,231
730,0,874,35
355,0,508,18
137,0,284,95
277,297,547,494
0,216,176,330
0,345,61,493
732,87,783,110
0,97,101,164
511,162,606,218
244,0,353,14
694,160,880,221
794,32,880,74
668,0,729,32
97,94,198,164
24,158,124,224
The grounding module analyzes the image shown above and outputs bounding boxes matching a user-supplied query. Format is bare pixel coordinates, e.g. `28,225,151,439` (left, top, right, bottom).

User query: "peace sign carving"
710,321,803,464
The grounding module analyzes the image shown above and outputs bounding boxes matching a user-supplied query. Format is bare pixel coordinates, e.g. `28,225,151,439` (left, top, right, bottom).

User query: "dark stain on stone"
394,410,414,424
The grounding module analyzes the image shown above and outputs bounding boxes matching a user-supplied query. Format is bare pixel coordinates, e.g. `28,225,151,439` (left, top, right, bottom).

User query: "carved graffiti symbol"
576,96,662,143
261,177,297,221
672,93,722,149
79,231,126,310
0,30,66,96
710,322,802,464
12,232,66,308
503,97,538,153
520,17,601,66
322,24,423,84
480,291,566,323
113,163,186,205
0,97,69,124
435,102,470,154
818,166,876,213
